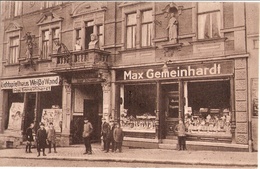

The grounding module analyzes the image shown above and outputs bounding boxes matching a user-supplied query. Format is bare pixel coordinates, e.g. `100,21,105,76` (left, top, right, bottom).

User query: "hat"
84,117,88,121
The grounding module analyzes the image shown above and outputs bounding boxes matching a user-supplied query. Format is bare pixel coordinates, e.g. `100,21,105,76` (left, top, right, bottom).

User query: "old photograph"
0,1,258,168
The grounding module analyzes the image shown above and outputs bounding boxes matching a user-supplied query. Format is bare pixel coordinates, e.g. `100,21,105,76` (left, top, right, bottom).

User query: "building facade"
0,1,258,151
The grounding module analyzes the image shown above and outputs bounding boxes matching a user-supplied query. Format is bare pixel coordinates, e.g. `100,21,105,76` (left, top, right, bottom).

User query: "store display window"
120,84,156,132
184,80,231,136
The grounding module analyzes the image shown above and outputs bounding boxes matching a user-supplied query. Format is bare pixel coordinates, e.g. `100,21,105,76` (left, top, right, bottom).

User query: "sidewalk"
0,143,258,167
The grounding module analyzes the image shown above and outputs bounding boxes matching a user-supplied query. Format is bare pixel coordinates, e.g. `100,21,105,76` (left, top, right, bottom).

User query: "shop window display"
185,81,231,136
120,84,156,132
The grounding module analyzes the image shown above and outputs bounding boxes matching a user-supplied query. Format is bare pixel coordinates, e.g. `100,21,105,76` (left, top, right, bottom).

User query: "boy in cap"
36,122,47,157
47,122,57,153
174,119,187,151
25,122,34,153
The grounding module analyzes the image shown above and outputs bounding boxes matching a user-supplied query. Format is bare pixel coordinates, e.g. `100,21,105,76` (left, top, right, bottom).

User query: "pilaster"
60,78,72,146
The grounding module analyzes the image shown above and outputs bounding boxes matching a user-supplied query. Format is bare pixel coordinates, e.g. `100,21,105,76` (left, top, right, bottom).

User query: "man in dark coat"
101,118,109,151
25,122,34,153
36,122,47,157
104,121,114,153
113,123,124,153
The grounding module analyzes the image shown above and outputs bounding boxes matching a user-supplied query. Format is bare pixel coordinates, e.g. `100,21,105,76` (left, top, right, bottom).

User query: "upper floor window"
141,10,153,47
43,2,62,8
126,13,137,49
42,30,50,59
52,28,60,52
14,1,22,17
198,2,221,40
85,21,94,49
97,25,104,48
9,36,19,64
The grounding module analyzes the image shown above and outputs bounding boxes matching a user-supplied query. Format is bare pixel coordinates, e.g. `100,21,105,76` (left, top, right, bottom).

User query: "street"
0,158,256,168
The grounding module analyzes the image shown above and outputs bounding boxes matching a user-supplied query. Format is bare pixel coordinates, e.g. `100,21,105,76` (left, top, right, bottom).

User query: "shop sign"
13,86,51,93
117,61,234,81
1,76,60,92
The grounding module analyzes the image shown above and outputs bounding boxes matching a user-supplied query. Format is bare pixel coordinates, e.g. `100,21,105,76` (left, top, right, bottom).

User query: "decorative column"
155,81,161,141
110,70,118,122
99,65,111,122
60,78,72,146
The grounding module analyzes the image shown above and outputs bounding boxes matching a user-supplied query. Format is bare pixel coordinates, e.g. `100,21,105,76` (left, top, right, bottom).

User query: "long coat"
26,127,34,142
174,123,186,137
47,127,56,143
101,122,109,140
36,128,47,146
113,127,124,142
82,122,93,138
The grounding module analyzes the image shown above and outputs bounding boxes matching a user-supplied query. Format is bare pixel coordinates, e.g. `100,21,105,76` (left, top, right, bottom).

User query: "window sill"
189,37,227,45
4,63,20,67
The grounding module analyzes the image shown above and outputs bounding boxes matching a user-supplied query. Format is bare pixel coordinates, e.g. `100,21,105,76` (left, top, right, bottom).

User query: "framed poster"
41,109,63,132
8,102,24,131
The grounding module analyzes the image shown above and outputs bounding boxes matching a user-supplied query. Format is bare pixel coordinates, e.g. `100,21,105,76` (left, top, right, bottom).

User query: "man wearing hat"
36,122,47,157
101,117,109,151
82,117,93,155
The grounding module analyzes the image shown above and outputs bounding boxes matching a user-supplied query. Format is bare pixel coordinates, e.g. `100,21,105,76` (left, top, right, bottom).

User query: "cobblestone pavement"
0,143,257,167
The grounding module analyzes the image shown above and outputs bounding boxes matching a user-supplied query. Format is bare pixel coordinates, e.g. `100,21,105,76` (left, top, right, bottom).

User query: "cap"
84,117,88,121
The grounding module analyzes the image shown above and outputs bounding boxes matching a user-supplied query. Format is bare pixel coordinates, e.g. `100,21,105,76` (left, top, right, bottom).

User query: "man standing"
113,123,124,153
174,119,187,151
36,122,47,157
82,118,93,155
104,121,114,153
25,122,34,153
101,118,109,151
47,122,57,153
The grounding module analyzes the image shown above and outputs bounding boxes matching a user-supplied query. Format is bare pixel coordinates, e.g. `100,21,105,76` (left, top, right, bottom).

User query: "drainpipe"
244,2,253,152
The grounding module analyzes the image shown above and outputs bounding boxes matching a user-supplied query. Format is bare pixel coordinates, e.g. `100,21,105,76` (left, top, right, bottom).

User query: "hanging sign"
1,76,60,93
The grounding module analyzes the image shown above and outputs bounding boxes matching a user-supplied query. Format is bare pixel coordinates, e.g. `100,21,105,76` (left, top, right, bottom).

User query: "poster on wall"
8,102,24,131
251,78,258,116
41,109,63,132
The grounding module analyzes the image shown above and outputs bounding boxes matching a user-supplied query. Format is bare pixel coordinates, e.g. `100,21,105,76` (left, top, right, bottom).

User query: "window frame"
197,2,222,40
42,30,50,60
9,36,20,64
126,12,137,49
141,9,153,47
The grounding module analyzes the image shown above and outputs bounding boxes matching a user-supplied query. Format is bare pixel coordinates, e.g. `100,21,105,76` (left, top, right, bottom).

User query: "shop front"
115,58,249,149
0,75,62,147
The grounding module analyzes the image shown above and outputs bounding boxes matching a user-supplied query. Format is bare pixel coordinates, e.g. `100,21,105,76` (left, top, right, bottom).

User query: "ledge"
189,38,227,45
119,46,157,54
162,42,183,49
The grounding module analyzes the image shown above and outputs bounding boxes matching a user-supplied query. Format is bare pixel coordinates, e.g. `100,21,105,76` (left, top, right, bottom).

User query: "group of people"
101,118,124,153
25,122,57,157
82,117,124,155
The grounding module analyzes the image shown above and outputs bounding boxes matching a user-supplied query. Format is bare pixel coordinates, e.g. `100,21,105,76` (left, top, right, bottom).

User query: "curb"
0,156,257,167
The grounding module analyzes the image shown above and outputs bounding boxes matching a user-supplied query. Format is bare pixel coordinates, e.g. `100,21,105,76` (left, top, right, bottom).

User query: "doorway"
84,99,101,142
162,83,180,139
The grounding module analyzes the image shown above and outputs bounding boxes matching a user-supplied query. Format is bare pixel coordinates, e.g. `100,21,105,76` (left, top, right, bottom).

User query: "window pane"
43,30,49,40
132,26,136,47
127,27,132,48
212,12,221,38
53,29,60,39
14,1,22,16
198,2,221,13
142,10,152,23
76,29,81,39
127,13,136,25
86,21,94,27
142,25,148,46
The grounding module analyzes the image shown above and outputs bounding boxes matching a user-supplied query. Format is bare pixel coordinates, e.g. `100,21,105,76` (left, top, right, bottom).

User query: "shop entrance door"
83,99,100,142
162,83,181,139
